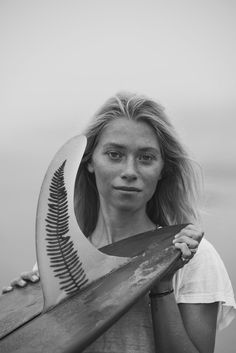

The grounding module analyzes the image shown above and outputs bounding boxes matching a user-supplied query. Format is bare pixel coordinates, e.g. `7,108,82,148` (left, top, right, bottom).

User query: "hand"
172,223,204,262
151,224,204,293
2,269,40,294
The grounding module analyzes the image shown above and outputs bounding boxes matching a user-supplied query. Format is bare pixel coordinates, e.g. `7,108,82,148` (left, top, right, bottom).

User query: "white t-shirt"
173,238,236,330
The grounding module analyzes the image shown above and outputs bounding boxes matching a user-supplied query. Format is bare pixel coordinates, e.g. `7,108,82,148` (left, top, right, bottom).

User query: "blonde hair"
74,92,202,236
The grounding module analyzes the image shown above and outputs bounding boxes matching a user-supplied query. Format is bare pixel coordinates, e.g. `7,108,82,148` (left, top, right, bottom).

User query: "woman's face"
88,118,164,213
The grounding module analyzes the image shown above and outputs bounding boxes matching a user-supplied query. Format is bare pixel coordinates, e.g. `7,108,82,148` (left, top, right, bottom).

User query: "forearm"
150,293,199,353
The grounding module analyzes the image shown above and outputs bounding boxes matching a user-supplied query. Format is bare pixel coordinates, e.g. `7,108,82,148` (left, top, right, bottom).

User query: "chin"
115,201,141,212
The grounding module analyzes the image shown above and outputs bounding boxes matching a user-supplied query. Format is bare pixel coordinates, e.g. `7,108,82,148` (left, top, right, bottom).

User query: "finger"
174,242,192,259
174,256,190,271
10,277,27,288
180,256,190,265
33,269,39,278
175,228,204,242
2,286,13,294
173,236,198,249
180,224,201,231
186,225,204,237
21,271,40,283
175,226,203,238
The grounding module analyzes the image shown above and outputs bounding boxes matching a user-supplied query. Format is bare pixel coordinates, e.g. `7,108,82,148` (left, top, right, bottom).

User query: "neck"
91,202,156,243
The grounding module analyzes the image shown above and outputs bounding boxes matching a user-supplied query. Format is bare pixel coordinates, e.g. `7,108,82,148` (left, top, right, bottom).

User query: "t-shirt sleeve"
173,238,236,331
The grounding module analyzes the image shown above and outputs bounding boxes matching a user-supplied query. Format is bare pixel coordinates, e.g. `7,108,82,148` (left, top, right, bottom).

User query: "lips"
113,186,141,192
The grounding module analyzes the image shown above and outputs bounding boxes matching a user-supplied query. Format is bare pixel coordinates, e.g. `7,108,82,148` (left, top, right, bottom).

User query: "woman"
4,92,236,352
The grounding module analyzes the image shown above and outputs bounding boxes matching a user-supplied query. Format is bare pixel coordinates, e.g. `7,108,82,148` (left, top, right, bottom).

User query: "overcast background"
0,1,236,352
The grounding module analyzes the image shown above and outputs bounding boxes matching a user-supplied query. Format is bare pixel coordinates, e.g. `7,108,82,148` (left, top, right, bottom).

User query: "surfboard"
0,224,185,353
0,135,186,352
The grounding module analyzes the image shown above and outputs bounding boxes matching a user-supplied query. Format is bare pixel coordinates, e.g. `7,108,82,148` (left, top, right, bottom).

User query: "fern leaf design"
45,160,88,295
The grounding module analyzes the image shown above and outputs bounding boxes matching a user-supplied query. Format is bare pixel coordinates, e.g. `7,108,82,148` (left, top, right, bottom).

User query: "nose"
121,157,138,181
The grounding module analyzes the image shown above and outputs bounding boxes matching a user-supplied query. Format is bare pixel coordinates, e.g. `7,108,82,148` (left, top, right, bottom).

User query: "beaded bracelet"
149,288,174,298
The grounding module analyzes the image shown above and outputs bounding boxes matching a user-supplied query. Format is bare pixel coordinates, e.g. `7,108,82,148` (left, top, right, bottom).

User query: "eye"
138,153,155,163
106,151,123,160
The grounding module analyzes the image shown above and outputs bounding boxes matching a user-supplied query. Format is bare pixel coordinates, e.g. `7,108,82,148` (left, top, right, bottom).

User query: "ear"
87,160,94,173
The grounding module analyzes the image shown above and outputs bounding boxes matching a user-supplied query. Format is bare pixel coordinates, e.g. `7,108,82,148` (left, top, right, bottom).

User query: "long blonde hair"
74,92,202,236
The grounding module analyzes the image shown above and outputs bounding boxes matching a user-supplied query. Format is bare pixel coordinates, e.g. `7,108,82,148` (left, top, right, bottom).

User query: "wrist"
151,280,173,294
149,288,174,298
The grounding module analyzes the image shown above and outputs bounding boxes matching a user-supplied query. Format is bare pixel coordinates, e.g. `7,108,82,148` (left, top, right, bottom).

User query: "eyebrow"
102,143,161,154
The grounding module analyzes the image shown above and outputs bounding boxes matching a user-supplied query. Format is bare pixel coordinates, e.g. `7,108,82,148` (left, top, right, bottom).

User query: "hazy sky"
0,0,236,279
1,0,236,157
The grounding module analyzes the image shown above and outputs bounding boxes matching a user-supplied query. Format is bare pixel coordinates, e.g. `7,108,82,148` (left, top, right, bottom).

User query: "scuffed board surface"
0,224,185,352
0,282,43,339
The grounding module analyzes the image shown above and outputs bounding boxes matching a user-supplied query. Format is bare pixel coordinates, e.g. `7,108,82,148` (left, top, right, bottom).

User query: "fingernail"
19,280,27,287
32,275,39,282
174,233,181,238
2,286,13,293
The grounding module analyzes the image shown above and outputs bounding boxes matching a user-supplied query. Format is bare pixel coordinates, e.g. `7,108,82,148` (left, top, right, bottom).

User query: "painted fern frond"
45,160,88,295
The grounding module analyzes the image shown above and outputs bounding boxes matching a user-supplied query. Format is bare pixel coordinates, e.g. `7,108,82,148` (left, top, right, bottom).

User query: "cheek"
146,176,159,195
143,168,162,198
92,161,115,193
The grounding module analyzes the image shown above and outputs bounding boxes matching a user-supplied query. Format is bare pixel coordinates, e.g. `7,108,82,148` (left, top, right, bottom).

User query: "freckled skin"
88,118,164,214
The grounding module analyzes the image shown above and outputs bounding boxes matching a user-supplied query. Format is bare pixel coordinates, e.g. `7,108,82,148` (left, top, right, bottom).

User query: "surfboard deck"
0,224,185,353
0,282,43,340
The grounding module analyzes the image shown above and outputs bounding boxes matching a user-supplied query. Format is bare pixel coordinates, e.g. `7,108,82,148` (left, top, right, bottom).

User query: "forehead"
97,118,161,150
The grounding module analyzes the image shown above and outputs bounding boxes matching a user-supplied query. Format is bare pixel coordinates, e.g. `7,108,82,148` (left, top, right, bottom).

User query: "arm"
150,224,218,353
150,290,218,353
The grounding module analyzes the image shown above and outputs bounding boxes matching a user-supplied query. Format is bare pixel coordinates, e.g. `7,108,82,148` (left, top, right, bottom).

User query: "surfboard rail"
0,224,186,352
